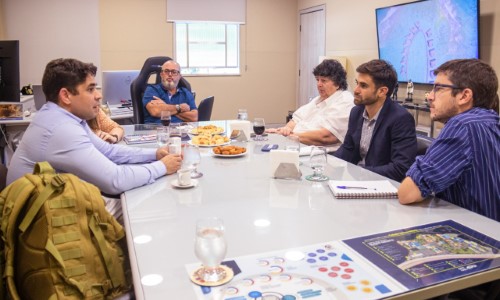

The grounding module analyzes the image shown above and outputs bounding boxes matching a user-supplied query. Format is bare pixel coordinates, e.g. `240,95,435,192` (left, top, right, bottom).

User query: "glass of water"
237,108,248,120
156,127,170,148
184,144,203,178
285,135,300,152
305,146,329,181
194,217,228,283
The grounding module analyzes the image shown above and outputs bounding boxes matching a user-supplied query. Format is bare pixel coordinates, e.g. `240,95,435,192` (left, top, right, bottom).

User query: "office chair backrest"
130,56,192,124
416,134,434,156
197,96,215,121
32,84,46,111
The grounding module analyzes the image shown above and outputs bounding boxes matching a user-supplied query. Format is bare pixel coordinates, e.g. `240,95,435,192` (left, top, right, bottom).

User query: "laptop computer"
102,70,139,105
32,84,46,111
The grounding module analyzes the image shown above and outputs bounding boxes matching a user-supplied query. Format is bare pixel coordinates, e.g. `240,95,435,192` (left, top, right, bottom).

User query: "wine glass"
305,146,329,181
194,217,228,283
160,110,171,127
184,144,203,178
253,118,267,141
156,127,170,148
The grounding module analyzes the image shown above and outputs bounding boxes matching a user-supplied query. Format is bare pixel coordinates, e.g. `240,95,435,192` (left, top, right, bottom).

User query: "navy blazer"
333,98,417,182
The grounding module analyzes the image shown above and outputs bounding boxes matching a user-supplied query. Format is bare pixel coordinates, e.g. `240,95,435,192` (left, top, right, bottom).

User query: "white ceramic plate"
171,179,198,189
188,140,231,148
212,151,247,158
189,127,225,135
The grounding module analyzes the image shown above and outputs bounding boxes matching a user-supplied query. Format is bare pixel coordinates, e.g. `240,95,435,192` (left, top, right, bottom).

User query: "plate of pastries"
189,124,225,135
189,134,230,147
212,145,247,157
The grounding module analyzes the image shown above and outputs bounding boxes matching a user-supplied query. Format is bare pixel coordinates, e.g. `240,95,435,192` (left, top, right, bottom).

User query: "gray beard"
162,80,177,90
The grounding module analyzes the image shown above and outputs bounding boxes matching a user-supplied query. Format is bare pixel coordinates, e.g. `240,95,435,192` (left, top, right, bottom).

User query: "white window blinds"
166,0,246,24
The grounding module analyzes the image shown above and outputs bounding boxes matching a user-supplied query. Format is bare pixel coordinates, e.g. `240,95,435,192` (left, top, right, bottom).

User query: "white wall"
3,0,101,85
298,0,500,102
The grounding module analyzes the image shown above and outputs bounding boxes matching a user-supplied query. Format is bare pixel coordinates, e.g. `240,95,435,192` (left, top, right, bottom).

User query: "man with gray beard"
143,60,198,123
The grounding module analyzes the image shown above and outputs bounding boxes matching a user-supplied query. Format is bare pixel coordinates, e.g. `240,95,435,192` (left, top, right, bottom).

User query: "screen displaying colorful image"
376,0,479,84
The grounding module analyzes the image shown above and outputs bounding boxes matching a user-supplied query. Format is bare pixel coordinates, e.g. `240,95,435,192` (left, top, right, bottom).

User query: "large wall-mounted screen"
376,0,479,84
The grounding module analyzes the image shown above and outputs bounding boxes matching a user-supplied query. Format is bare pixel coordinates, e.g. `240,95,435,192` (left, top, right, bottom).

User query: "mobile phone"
261,144,279,152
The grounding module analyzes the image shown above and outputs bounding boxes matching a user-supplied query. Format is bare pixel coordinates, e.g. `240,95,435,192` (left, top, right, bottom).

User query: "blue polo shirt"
142,84,197,124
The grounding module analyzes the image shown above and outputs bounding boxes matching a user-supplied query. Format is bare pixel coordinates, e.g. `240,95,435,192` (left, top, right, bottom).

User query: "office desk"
121,126,500,300
0,107,133,164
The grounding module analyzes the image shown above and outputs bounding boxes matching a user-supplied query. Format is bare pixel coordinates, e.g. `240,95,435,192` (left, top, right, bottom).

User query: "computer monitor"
102,70,139,105
0,40,20,102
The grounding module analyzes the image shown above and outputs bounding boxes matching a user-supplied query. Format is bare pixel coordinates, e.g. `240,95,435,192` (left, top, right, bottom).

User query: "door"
298,5,326,107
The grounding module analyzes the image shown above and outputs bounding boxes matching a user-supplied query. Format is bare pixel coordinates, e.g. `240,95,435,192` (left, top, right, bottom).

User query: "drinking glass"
285,135,300,152
170,124,182,138
305,146,329,181
160,110,171,127
253,118,267,141
156,127,170,148
184,144,203,178
237,108,248,120
194,217,228,283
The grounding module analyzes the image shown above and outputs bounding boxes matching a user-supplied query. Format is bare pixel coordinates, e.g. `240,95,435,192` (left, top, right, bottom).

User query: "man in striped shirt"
399,59,500,222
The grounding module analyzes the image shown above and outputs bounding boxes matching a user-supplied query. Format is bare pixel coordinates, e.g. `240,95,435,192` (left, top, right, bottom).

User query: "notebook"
328,180,398,199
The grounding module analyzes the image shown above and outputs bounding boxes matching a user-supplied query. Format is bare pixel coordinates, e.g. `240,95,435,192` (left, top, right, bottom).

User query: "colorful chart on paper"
186,241,406,300
343,220,500,290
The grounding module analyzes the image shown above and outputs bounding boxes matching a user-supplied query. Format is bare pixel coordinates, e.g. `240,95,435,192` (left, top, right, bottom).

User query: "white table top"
120,122,500,300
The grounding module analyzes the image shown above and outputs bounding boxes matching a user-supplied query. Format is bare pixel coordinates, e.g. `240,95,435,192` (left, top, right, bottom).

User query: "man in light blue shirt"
7,58,182,195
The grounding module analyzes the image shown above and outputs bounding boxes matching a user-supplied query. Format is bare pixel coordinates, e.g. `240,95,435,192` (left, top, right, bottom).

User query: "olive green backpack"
0,162,130,299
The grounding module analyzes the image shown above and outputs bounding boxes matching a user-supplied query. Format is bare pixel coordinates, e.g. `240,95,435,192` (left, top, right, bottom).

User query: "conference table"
120,121,500,300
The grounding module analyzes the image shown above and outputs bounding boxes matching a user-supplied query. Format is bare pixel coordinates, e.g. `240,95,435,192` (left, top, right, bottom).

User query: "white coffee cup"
177,169,192,186
168,144,182,155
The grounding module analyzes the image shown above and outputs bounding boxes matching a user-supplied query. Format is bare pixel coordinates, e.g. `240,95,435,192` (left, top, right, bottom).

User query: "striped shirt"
359,108,381,166
407,108,500,221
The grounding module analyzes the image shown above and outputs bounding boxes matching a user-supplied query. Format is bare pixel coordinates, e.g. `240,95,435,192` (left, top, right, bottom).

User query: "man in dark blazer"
333,59,417,182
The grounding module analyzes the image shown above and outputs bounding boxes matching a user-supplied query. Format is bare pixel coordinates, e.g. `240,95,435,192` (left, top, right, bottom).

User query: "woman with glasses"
142,60,198,124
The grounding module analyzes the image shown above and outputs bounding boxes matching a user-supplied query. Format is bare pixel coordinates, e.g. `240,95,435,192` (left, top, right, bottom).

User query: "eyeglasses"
161,69,180,76
431,83,463,94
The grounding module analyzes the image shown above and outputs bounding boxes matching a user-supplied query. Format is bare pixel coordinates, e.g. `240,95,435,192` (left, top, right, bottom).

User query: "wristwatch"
175,104,181,113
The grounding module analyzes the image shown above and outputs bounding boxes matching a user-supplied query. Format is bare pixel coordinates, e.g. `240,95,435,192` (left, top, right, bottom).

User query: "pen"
336,186,374,190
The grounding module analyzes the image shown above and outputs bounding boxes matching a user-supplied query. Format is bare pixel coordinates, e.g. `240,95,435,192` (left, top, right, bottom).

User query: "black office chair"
130,56,192,124
197,96,215,121
416,134,434,156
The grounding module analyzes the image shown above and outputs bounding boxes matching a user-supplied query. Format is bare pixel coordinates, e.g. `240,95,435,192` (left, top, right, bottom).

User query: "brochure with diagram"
342,220,500,290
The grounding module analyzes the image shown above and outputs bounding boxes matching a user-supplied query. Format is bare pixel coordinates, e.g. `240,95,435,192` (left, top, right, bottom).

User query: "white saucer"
171,179,198,189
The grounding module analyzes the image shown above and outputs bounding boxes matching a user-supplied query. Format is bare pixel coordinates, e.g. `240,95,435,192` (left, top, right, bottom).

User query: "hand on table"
266,127,293,136
97,131,119,144
160,154,182,175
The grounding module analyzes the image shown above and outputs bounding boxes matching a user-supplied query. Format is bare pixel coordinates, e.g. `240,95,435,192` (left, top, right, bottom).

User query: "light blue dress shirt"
7,102,166,194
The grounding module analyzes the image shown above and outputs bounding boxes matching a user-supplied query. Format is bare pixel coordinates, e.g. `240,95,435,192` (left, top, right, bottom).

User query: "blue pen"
336,186,373,190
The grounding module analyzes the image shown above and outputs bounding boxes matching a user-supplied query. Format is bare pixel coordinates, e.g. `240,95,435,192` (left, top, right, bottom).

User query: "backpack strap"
89,213,125,289
33,161,56,176
18,175,65,233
